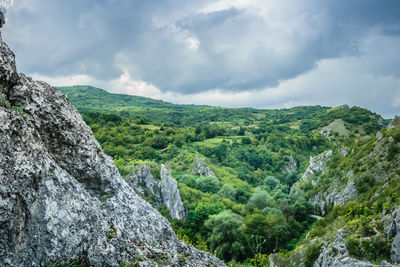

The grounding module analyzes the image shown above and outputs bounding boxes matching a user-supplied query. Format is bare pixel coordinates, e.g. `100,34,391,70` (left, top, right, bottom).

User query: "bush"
195,176,221,193
0,93,11,108
345,237,362,259
308,226,327,239
304,242,322,267
362,237,391,263
355,175,375,193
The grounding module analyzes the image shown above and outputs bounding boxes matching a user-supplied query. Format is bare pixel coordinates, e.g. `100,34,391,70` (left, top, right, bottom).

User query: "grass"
321,119,348,136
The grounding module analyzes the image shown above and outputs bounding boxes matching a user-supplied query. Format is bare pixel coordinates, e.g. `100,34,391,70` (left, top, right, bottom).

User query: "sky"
1,0,400,118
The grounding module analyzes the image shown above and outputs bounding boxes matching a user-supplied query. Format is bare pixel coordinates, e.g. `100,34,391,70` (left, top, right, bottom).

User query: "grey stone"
125,163,162,202
0,11,4,28
301,150,333,181
160,165,186,220
390,206,400,264
284,154,297,174
0,20,18,94
125,163,186,220
376,131,384,141
193,155,215,177
388,116,400,130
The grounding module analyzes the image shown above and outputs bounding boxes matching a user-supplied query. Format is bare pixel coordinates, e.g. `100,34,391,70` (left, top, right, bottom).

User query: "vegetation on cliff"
59,85,396,266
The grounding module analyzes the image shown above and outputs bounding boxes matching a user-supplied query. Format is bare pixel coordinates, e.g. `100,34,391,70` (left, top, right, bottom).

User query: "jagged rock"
0,14,18,94
192,155,215,177
315,229,392,267
284,154,297,174
160,165,186,220
340,148,349,156
270,228,394,267
376,131,384,141
125,163,186,221
301,150,332,181
355,135,371,143
334,182,357,206
0,11,4,28
388,116,400,130
390,206,400,264
0,21,223,266
125,163,162,203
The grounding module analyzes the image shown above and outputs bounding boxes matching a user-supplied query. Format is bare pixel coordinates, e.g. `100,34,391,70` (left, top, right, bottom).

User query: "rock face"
192,155,215,177
160,165,186,220
284,154,297,174
315,229,383,267
270,229,393,267
126,163,186,220
301,150,333,182
0,12,18,94
125,163,162,204
0,20,223,266
388,206,400,264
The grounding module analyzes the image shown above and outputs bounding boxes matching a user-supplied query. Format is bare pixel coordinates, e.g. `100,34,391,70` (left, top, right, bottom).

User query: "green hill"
56,85,398,266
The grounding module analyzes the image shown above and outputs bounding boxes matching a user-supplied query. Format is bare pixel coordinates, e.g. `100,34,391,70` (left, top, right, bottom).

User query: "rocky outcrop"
125,163,162,204
192,155,215,177
0,19,223,266
301,150,333,182
160,165,186,220
270,229,393,267
315,229,394,267
388,206,400,264
126,163,186,220
0,12,18,94
284,154,297,174
388,116,400,130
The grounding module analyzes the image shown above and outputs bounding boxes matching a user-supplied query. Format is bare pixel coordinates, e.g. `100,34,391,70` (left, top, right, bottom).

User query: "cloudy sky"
1,0,400,117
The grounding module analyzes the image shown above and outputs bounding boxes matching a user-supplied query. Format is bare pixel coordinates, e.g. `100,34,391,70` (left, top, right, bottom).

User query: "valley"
59,85,400,266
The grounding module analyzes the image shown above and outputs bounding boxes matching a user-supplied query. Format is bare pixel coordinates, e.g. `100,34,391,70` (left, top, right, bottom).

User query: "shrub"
0,93,10,108
362,237,391,263
304,242,322,267
309,226,327,239
345,237,362,259
195,176,221,193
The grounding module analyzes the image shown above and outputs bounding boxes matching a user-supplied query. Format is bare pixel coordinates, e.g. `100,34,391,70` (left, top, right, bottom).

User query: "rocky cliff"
125,162,186,220
0,13,223,266
271,118,400,267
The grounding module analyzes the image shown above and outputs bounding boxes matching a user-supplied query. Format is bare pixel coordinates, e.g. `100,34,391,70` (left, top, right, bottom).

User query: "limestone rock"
126,163,186,220
390,206,400,264
0,17,18,94
0,11,4,28
193,155,215,177
301,150,333,181
388,116,400,130
269,228,394,267
160,165,186,220
125,163,162,203
284,154,297,174
376,131,384,141
0,22,223,266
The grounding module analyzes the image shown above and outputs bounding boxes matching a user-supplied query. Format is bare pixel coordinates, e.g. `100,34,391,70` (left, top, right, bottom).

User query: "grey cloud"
2,0,400,115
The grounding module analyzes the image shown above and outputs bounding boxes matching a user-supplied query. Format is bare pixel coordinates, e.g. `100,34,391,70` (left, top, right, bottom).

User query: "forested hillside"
58,85,397,266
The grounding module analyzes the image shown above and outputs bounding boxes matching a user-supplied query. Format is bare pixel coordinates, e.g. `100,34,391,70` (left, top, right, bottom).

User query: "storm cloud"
2,0,400,117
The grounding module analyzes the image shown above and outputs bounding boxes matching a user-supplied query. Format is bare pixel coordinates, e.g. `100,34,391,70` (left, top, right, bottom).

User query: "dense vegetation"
59,85,391,266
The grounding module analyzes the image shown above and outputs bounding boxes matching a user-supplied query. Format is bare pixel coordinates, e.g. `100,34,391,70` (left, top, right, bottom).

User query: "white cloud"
109,71,163,99
31,73,97,87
